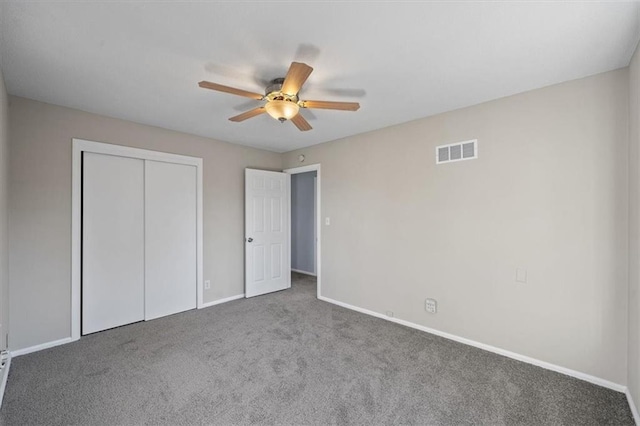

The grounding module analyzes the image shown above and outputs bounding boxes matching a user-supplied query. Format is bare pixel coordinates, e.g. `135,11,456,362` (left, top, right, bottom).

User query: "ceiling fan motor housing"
265,78,298,101
265,78,285,96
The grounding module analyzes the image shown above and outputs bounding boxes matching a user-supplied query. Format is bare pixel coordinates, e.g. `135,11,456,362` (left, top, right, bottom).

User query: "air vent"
436,139,478,164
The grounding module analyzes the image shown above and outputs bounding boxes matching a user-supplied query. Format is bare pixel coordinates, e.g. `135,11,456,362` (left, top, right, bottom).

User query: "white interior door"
82,153,145,335
245,169,290,298
144,160,197,320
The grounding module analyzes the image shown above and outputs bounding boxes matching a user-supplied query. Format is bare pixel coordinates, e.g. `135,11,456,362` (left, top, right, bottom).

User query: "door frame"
283,164,321,299
71,139,204,341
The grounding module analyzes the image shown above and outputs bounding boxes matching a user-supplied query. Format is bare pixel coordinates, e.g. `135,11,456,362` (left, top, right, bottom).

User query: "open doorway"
284,164,321,298
291,171,316,276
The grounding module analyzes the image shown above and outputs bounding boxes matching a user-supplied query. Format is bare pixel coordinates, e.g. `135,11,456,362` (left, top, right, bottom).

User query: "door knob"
247,237,253,242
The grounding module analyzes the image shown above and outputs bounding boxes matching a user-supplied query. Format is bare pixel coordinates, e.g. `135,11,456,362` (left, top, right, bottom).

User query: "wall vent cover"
436,139,478,164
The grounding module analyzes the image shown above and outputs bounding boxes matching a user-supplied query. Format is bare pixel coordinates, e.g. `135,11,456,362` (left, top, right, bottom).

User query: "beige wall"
8,96,282,351
5,67,632,385
283,69,629,385
0,60,9,351
629,42,640,408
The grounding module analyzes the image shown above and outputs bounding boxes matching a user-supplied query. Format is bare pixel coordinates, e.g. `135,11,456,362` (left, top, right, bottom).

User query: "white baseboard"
318,295,626,393
626,389,640,425
10,337,75,357
10,295,246,357
4,294,630,411
0,352,11,408
291,269,316,277
199,293,245,309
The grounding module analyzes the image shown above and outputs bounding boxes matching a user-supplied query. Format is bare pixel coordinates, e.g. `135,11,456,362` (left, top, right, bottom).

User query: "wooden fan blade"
281,62,313,95
291,114,312,131
229,107,266,122
199,81,264,100
301,100,360,111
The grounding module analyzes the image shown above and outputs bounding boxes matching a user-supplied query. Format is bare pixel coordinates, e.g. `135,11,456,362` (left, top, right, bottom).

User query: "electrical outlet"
425,298,437,314
516,268,527,283
386,311,394,318
204,280,211,290
325,217,331,226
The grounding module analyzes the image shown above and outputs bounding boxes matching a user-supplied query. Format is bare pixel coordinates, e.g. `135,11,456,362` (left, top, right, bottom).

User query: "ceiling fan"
198,62,360,132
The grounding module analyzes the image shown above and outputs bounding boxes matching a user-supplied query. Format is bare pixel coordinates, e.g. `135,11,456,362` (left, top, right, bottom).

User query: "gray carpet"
0,272,634,425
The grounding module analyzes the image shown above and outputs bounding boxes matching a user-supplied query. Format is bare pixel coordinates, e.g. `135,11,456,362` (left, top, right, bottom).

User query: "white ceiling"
1,1,639,153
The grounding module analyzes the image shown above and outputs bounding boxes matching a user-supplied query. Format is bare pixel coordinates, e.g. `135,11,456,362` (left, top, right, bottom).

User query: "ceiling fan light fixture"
199,61,359,131
265,99,300,122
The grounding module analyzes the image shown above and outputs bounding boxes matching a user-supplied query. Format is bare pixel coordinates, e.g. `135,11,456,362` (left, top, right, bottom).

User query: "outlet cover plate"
516,268,527,283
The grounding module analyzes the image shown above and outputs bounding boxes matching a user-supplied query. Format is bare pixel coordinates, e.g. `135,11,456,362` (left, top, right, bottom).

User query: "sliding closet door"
82,153,145,335
144,160,197,320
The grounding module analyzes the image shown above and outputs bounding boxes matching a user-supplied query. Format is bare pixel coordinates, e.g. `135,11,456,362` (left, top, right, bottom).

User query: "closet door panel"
82,153,145,335
144,160,197,320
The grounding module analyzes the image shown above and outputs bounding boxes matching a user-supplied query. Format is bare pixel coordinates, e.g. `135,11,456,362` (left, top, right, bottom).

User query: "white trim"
284,164,320,174
291,268,316,277
627,389,640,426
0,353,10,408
318,295,627,393
286,173,292,289
284,164,321,299
199,294,245,309
72,139,204,341
10,337,75,357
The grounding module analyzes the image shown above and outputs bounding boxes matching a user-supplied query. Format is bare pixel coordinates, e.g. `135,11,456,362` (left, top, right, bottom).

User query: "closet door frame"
71,139,204,341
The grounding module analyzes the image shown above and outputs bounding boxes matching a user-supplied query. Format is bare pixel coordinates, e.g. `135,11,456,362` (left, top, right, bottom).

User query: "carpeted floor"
0,272,634,425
